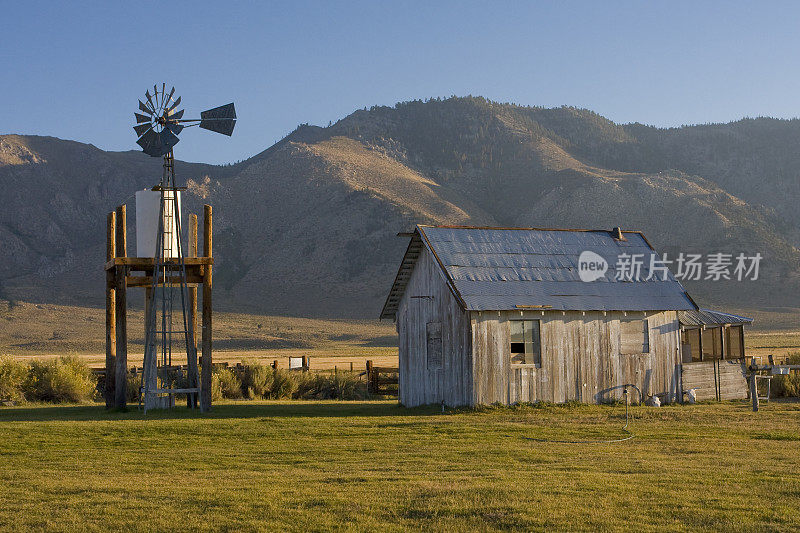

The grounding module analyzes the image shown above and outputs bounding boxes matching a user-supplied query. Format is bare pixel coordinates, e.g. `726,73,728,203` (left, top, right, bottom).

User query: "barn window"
702,327,723,360
510,320,541,366
620,318,649,354
727,325,744,359
682,328,701,362
426,322,442,369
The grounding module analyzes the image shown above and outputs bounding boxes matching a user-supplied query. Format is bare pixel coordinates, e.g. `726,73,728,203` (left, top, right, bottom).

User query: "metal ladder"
140,150,200,413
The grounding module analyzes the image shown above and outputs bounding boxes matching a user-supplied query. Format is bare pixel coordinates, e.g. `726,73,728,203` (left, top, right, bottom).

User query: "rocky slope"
2,97,799,317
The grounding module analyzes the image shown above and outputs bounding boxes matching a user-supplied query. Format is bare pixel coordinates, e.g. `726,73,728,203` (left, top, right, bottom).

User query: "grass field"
1,400,799,532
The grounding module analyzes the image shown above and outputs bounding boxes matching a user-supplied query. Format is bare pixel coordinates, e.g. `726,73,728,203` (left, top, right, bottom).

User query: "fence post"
750,356,759,412
366,360,374,393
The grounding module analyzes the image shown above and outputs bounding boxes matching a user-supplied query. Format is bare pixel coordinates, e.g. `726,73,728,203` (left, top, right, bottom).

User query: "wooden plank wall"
396,247,472,407
472,310,682,405
681,360,748,401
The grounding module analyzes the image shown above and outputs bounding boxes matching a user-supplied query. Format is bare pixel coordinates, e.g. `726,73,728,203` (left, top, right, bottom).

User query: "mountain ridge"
2,97,799,317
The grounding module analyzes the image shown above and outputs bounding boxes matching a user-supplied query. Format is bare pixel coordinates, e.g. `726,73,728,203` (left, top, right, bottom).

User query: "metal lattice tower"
132,84,236,412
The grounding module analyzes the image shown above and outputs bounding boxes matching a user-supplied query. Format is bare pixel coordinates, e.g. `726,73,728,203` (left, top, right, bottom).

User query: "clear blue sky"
2,1,799,164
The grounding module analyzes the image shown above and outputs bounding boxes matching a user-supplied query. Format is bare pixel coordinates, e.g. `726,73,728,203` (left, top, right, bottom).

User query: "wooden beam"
126,275,203,287
105,211,116,409
115,204,126,258
143,286,156,409
187,213,199,409
114,205,128,409
114,270,128,409
200,204,213,413
104,257,213,270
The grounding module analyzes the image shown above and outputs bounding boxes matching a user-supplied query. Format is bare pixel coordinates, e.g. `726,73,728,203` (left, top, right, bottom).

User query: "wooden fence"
365,360,399,395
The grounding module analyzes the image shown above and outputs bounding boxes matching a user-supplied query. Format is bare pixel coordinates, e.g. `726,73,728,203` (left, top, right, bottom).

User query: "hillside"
2,97,800,318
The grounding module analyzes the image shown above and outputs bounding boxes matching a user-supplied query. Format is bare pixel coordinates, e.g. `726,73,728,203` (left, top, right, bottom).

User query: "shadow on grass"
0,400,442,422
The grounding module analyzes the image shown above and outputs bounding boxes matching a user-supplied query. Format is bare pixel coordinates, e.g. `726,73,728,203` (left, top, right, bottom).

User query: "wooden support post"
200,205,213,413
114,205,128,409
750,357,759,412
105,211,116,408
366,360,374,393
143,286,156,408
187,214,199,408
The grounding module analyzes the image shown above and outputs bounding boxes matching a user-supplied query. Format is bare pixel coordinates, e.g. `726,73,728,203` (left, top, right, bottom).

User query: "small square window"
510,320,541,366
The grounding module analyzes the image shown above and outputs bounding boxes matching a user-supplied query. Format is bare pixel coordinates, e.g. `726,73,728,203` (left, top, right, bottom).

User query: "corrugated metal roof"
678,309,753,327
413,225,697,313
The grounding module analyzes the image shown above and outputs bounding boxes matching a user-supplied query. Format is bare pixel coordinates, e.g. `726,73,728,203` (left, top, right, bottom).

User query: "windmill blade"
166,86,175,105
139,99,153,114
166,95,182,114
136,128,165,157
168,108,185,120
165,122,184,135
134,112,151,124
199,103,237,136
160,128,181,149
133,123,152,137
145,90,155,111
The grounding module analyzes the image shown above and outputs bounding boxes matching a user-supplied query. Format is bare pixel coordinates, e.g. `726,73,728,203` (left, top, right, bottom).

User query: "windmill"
133,84,236,412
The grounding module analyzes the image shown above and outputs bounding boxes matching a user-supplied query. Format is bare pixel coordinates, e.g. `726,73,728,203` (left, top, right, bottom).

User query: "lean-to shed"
381,225,751,407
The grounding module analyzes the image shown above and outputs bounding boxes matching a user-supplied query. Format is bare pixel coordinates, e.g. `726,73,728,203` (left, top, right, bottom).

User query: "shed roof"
381,225,697,319
677,309,753,327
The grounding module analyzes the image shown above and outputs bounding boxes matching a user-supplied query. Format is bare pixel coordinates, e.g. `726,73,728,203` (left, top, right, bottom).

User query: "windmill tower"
104,84,236,413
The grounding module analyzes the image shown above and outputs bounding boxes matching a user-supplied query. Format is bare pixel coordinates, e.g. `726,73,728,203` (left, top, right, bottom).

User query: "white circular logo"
578,251,608,282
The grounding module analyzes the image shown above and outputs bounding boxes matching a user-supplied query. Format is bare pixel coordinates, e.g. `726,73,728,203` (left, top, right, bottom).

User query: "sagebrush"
771,352,800,398
25,355,97,403
0,357,28,402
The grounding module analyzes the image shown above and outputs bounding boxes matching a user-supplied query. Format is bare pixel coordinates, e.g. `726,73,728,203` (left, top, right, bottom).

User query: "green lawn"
1,401,799,532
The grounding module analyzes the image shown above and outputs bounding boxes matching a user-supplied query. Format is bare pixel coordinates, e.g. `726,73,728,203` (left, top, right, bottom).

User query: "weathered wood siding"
471,310,682,405
396,247,472,407
681,360,748,401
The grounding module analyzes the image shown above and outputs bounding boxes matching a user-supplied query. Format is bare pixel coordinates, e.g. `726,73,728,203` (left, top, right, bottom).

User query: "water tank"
135,189,182,258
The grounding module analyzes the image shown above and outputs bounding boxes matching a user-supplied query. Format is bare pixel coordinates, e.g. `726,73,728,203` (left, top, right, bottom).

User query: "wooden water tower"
104,203,214,411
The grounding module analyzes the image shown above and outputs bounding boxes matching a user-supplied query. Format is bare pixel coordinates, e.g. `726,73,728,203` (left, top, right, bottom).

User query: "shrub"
240,361,274,399
213,367,243,399
772,353,800,398
126,371,142,403
25,355,97,403
327,371,367,400
270,369,298,399
295,371,366,400
295,372,323,399
210,372,223,402
0,357,28,402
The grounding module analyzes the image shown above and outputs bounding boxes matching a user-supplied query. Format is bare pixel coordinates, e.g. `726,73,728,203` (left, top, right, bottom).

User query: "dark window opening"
510,320,541,366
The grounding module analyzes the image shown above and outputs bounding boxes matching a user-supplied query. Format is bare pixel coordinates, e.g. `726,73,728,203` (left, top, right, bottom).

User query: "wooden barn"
381,225,751,407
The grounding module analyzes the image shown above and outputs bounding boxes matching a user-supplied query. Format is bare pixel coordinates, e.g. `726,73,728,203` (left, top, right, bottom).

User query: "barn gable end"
396,245,472,406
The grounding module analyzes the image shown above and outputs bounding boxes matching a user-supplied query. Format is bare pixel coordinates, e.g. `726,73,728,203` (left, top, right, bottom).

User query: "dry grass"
0,300,398,369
